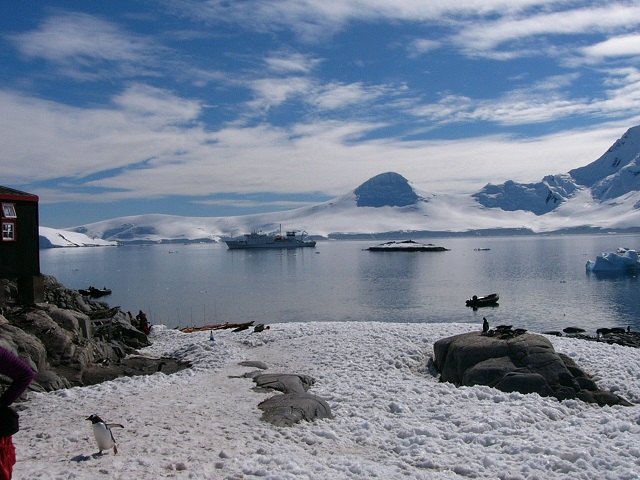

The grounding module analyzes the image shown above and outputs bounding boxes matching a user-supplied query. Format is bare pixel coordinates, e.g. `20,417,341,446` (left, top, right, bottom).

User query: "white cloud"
264,53,322,74
582,34,640,59
112,84,203,123
2,82,633,207
406,38,441,57
310,82,387,110
453,4,640,57
164,0,566,43
246,77,312,112
410,68,640,126
0,86,210,184
8,12,161,79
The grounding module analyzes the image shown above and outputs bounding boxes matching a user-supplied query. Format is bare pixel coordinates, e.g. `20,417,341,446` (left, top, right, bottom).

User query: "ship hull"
226,240,316,249
225,230,316,249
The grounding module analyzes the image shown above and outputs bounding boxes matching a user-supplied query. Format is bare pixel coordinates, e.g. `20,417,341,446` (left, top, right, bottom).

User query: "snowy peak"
473,173,578,216
570,126,640,191
474,125,640,213
589,154,640,201
353,172,421,207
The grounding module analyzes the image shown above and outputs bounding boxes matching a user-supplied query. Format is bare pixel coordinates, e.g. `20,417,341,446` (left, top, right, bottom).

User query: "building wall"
0,193,40,279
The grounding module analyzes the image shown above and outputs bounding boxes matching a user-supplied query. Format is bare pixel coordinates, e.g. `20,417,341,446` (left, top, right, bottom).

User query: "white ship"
225,229,316,249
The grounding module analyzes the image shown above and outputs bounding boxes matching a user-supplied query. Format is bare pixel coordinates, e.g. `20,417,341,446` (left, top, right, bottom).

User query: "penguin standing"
482,317,489,334
86,414,124,455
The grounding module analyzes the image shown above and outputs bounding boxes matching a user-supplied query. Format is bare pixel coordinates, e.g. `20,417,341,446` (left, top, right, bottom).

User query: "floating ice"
586,247,640,272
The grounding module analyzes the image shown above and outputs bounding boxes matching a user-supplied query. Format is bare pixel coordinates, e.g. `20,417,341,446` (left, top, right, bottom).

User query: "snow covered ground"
13,322,640,479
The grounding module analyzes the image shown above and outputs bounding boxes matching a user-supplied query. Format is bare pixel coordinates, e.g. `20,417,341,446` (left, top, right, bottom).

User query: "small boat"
179,321,254,333
79,286,112,298
366,240,449,252
465,293,499,309
226,227,315,250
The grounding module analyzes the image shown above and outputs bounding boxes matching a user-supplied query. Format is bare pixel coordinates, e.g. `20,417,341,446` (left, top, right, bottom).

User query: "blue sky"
3,1,640,227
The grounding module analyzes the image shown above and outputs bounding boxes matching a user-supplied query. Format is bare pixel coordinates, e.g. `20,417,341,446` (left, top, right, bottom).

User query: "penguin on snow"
86,414,124,455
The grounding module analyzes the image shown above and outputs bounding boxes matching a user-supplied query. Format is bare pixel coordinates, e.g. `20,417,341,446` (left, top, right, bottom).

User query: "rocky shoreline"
546,329,640,349
0,275,189,396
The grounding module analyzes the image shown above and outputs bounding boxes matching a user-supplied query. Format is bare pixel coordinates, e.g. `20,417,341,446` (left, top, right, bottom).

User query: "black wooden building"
0,186,43,303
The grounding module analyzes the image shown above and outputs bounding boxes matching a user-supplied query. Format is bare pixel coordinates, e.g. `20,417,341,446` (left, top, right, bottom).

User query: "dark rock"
241,370,264,379
554,386,577,401
0,275,184,391
558,371,580,390
462,356,517,387
575,376,599,391
576,390,596,404
494,372,554,397
258,393,333,426
592,391,633,407
250,372,333,426
253,373,315,394
563,327,586,334
0,323,48,372
562,327,585,334
558,353,589,378
33,368,71,391
433,331,631,406
434,333,569,388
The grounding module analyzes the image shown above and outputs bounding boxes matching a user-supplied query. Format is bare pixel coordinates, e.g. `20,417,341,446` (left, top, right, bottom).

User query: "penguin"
482,317,489,334
209,331,215,342
253,323,270,333
86,414,124,455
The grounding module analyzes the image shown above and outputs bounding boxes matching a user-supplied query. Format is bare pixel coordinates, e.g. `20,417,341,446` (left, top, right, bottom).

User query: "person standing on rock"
0,346,36,479
136,310,149,335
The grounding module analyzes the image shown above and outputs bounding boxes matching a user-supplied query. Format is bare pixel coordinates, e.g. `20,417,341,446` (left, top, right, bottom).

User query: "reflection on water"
40,234,640,334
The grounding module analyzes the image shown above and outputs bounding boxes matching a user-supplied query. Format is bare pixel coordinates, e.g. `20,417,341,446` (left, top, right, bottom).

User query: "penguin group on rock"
481,319,527,339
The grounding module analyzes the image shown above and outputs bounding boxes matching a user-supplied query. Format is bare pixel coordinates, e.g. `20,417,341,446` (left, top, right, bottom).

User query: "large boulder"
433,331,631,406
258,393,333,427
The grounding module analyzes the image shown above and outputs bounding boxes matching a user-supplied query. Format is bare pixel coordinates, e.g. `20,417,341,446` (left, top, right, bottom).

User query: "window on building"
2,203,17,219
2,222,15,241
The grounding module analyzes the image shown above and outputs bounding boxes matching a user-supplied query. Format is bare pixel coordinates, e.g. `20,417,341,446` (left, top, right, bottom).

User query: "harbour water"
40,234,640,334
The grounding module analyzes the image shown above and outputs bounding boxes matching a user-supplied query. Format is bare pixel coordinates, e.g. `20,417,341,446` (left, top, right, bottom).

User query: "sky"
3,1,640,228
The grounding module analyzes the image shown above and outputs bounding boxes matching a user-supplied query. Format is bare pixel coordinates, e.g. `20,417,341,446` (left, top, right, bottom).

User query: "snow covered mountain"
42,126,640,246
39,226,118,248
474,125,640,215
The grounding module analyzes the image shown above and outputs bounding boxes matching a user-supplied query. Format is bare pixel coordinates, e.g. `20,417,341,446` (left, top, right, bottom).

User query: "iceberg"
586,247,640,273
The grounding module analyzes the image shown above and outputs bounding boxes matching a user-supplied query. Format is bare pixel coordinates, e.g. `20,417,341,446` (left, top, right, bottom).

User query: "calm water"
40,234,640,334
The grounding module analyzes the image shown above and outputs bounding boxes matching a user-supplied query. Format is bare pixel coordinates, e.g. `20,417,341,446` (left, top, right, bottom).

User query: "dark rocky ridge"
0,275,189,394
